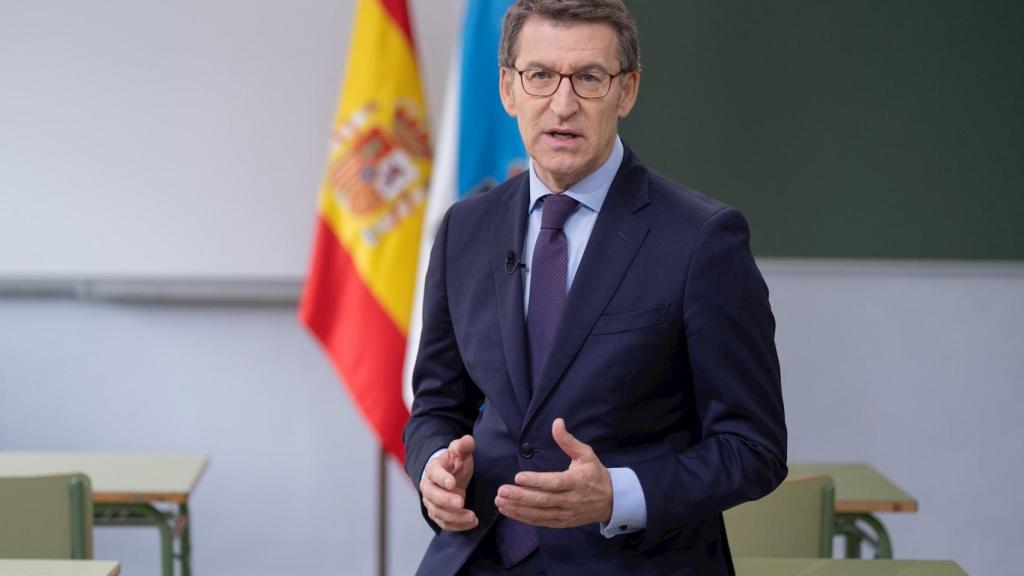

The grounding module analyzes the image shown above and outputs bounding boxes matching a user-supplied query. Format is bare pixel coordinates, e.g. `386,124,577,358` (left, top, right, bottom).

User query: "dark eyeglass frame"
512,67,626,100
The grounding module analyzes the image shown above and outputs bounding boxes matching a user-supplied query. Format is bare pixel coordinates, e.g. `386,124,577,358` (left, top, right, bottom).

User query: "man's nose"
549,76,580,119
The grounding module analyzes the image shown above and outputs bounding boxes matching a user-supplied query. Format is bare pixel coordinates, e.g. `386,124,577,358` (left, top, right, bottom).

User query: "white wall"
0,300,415,575
0,0,457,573
2,1,1022,575
0,0,459,278
3,264,1021,575
763,260,1024,576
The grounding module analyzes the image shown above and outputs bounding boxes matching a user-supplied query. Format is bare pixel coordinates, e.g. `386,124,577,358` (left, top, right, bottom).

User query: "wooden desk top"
735,558,966,576
0,453,208,504
789,462,918,513
0,560,120,576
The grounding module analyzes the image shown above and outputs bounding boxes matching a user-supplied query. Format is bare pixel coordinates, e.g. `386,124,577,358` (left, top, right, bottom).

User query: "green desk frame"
93,502,191,576
0,453,207,576
835,513,893,559
790,463,917,559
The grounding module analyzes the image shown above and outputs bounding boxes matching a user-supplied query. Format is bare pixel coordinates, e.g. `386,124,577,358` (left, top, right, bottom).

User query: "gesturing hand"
495,418,613,528
420,435,479,531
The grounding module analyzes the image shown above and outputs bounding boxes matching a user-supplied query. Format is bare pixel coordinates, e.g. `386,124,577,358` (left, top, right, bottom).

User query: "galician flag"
404,0,527,405
301,0,431,464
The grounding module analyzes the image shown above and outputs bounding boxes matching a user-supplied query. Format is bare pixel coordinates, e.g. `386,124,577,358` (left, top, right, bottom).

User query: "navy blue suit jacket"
404,147,787,575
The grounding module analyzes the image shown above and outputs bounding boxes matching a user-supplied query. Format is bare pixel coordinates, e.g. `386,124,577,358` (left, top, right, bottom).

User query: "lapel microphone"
505,251,525,274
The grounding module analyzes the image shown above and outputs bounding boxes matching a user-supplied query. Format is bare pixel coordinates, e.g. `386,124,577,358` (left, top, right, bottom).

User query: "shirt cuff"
600,467,647,538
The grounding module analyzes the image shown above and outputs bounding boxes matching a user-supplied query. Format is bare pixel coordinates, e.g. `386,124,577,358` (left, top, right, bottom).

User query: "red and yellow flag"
299,0,430,463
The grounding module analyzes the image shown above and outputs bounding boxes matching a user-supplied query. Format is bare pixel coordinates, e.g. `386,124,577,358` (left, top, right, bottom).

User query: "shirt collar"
528,136,624,214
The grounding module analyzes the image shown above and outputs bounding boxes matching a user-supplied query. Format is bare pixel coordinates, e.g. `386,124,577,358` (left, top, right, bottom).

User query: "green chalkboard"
621,0,1023,259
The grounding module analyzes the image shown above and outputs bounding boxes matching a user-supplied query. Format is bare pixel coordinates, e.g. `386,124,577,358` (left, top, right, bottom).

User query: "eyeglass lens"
520,69,613,99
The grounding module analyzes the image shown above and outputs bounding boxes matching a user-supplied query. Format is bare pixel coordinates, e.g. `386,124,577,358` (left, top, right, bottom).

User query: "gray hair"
499,0,641,73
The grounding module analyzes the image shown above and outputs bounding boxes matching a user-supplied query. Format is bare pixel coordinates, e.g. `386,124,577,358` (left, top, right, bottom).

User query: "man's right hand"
420,435,479,531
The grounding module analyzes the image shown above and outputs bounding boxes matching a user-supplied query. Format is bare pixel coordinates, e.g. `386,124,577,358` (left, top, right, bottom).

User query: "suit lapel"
490,176,531,430
524,150,651,425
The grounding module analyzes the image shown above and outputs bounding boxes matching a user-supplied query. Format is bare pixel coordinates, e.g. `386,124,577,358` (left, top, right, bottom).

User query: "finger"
425,497,476,523
421,476,465,510
551,418,593,461
437,516,479,532
425,457,458,491
425,498,479,531
496,483,566,508
496,499,569,528
449,434,476,460
513,470,572,492
493,481,569,508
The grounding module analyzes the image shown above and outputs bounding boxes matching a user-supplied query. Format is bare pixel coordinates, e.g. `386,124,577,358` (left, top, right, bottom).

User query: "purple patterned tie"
496,193,578,569
527,193,578,387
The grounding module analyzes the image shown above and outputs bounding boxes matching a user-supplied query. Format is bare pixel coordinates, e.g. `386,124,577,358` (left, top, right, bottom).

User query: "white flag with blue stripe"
405,0,528,407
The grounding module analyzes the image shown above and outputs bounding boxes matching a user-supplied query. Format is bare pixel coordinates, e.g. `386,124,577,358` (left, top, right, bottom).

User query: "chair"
724,473,834,558
0,473,93,559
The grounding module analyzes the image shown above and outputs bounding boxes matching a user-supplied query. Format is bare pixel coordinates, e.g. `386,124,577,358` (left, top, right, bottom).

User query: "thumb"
449,434,476,459
552,418,592,461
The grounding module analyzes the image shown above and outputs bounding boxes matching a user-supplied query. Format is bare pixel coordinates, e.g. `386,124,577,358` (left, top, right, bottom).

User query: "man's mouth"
545,129,581,141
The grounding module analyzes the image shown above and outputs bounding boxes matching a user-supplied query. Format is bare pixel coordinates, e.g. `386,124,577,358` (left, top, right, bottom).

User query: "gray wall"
764,260,1024,573
0,0,458,278
2,1,1022,575
3,264,1022,575
0,300,403,575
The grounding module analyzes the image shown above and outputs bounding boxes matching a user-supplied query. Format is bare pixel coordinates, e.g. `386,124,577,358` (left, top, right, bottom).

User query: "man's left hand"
495,417,613,528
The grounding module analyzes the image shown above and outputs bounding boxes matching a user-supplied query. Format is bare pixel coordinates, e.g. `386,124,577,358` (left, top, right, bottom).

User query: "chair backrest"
723,473,834,558
0,473,93,559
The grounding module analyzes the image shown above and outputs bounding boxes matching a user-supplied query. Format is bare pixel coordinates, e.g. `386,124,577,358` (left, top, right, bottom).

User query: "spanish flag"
300,0,430,463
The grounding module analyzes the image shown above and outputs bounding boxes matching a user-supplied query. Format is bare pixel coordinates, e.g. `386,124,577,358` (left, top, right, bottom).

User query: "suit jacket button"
519,442,534,459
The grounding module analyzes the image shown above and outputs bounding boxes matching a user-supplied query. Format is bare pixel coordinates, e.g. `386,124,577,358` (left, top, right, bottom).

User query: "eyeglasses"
513,67,624,99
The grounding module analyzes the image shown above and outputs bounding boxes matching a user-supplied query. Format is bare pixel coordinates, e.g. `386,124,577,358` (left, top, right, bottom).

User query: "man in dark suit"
404,1,787,574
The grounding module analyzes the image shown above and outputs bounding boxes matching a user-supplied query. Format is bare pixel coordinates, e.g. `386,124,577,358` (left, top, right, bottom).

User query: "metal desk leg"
834,515,864,558
95,503,175,576
834,513,894,559
852,513,893,559
179,502,192,576
140,504,175,576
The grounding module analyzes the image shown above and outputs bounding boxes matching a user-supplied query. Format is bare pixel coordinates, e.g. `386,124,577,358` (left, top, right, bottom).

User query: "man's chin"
534,153,584,176
535,165,588,191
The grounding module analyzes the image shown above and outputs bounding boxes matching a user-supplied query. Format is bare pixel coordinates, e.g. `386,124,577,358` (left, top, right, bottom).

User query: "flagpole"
378,445,388,576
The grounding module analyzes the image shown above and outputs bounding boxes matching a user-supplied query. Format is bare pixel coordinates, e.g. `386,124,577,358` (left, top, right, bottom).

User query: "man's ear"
616,71,640,119
498,67,517,117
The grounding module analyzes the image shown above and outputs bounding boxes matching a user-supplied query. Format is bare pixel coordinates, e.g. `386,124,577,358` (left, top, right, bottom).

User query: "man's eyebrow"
518,60,612,73
518,60,554,70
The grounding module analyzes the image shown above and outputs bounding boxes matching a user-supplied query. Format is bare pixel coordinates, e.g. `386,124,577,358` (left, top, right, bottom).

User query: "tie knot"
540,194,578,230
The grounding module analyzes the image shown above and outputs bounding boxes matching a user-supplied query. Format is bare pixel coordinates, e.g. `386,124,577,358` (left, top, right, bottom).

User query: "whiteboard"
0,0,460,279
